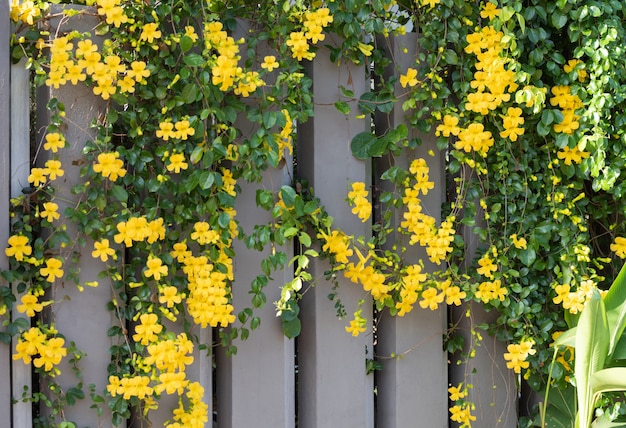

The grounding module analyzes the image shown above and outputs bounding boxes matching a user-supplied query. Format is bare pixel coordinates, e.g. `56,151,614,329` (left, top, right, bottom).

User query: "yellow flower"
317,229,353,264
510,234,527,250
127,61,151,82
159,286,182,308
93,152,127,181
167,153,188,173
44,160,64,181
261,55,279,72
448,384,466,401
40,201,60,222
28,167,48,187
611,237,626,259
33,337,67,372
435,115,460,137
476,253,497,278
191,221,220,245
184,25,199,42
139,22,162,43
133,313,163,345
6,235,32,261
174,119,195,140
92,239,116,262
480,2,501,20
419,287,444,310
40,258,64,282
17,293,43,317
557,145,590,165
399,67,418,88
286,31,313,61
144,255,168,281
44,133,66,153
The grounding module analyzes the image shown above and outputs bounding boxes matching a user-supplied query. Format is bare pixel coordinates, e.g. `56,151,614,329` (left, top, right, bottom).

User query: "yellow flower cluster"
9,0,43,24
465,27,517,115
550,86,582,134
449,404,476,428
13,327,67,374
448,381,475,428
455,123,495,157
552,279,597,314
169,382,209,427
475,279,507,303
318,229,353,264
173,230,236,329
204,21,264,96
107,374,153,400
286,8,333,61
399,159,454,265
503,339,536,373
275,109,294,160
345,309,367,336
347,182,372,223
44,34,151,100
500,107,525,141
114,216,165,247
157,119,196,141
96,0,128,28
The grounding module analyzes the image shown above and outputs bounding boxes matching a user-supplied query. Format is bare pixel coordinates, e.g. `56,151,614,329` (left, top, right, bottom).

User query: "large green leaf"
601,264,626,358
589,367,626,397
575,289,610,428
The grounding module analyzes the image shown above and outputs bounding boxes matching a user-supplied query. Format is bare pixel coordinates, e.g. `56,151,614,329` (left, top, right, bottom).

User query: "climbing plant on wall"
6,0,626,426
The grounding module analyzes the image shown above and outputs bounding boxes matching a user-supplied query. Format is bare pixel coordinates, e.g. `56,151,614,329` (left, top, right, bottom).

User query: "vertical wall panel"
0,1,13,425
374,34,448,428
11,60,32,428
217,163,295,428
297,43,374,428
38,7,116,426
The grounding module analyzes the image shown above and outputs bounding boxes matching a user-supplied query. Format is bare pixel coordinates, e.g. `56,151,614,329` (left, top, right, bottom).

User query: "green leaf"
334,101,351,115
199,171,215,190
575,289,610,428
111,185,128,202
281,317,301,339
590,367,626,398
183,53,206,67
351,132,378,159
180,34,193,53
602,263,626,358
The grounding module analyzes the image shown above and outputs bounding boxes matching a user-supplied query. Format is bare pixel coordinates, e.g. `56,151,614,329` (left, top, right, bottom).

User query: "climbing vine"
5,0,626,426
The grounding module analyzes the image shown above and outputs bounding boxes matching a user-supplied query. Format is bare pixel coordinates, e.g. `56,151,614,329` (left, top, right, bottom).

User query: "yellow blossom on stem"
40,258,64,282
476,253,497,278
28,167,48,187
6,235,32,261
40,202,60,222
261,55,279,72
34,337,67,372
133,313,163,345
139,22,162,43
167,153,188,173
480,2,500,20
435,115,460,137
557,145,590,165
92,239,116,262
144,255,168,281
503,339,535,373
93,152,127,181
419,286,444,310
44,132,66,153
17,293,43,317
399,67,418,88
317,229,353,264
510,234,527,249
